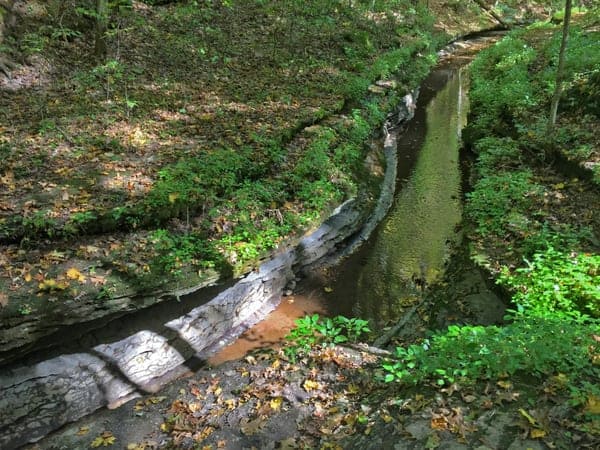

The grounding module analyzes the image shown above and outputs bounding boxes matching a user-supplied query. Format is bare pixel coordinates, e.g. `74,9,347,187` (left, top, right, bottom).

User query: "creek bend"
211,36,502,363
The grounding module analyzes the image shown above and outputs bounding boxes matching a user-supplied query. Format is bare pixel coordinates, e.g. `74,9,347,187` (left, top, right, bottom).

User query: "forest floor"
26,9,600,450
0,0,498,356
3,2,600,450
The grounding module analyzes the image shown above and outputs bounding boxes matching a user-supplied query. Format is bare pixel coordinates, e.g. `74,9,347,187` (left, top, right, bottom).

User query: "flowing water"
340,65,470,325
211,37,500,363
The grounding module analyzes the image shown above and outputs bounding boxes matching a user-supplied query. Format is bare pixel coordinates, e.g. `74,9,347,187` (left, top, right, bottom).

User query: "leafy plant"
284,314,371,362
498,246,600,319
465,169,543,235
381,317,599,387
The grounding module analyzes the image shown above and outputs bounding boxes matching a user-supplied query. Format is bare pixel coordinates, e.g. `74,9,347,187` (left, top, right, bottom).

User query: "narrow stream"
327,64,469,325
211,37,499,364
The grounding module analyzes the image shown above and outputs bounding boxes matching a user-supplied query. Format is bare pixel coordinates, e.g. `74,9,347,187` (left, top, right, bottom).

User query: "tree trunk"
548,0,573,132
95,0,109,60
0,0,17,77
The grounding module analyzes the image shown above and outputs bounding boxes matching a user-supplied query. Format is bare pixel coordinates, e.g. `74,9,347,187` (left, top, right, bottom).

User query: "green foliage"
284,314,371,362
499,246,600,319
465,170,543,235
22,211,58,238
149,229,219,277
21,32,49,54
467,34,538,143
381,317,599,387
471,137,522,176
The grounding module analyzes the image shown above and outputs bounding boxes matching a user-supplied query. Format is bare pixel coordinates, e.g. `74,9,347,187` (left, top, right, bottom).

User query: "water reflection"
353,66,470,325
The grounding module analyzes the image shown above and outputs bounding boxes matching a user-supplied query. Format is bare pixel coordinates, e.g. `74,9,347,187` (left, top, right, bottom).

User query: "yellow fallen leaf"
126,444,145,450
168,192,180,204
530,428,547,439
518,408,538,426
66,267,86,282
76,426,90,436
38,279,69,292
188,402,201,413
303,379,321,391
90,431,116,447
270,397,283,411
497,380,513,390
346,384,360,395
381,413,394,423
24,273,32,282
584,395,600,415
324,286,333,293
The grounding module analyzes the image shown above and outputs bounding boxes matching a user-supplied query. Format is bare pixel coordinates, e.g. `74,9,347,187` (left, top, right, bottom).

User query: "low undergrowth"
282,9,600,446
0,0,443,313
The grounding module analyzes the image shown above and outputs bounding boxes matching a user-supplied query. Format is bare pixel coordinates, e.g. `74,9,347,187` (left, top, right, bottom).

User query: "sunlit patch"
0,55,51,91
98,170,154,197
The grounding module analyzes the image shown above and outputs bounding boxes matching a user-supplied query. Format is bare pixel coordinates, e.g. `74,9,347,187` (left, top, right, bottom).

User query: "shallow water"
211,38,499,362
349,65,470,324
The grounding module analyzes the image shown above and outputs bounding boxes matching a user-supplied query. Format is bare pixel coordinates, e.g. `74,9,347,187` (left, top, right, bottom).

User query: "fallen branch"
373,300,425,349
471,0,510,29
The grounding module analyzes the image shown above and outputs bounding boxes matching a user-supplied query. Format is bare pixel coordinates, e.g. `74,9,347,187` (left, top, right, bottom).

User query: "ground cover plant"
0,0,443,326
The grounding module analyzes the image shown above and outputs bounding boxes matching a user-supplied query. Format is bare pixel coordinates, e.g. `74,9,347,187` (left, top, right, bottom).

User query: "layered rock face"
0,91,418,450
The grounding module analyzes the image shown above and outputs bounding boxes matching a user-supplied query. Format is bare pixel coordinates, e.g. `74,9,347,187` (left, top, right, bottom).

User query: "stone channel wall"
0,91,418,449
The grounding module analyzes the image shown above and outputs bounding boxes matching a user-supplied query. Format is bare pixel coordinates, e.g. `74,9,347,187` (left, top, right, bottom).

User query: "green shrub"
382,317,599,386
498,246,600,319
284,314,371,362
465,170,543,235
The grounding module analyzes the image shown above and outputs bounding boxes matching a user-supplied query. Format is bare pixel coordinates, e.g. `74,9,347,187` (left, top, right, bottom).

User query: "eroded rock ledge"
0,91,417,449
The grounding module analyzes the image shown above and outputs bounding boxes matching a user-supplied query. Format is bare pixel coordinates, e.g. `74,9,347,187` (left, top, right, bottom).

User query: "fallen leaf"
38,278,69,292
584,395,600,415
0,293,8,308
90,431,116,447
126,443,145,450
530,428,547,439
303,379,322,392
324,286,333,293
346,384,360,395
66,267,86,282
518,408,538,426
497,380,513,390
381,413,394,423
269,397,283,411
431,416,448,430
461,394,476,403
240,417,265,435
76,426,90,436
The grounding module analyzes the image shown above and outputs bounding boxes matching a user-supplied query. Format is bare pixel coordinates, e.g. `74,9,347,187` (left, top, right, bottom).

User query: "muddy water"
211,39,496,363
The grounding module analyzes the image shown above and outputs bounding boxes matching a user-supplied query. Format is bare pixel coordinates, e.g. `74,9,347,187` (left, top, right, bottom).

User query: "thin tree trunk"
95,0,109,60
0,0,17,78
548,0,573,132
